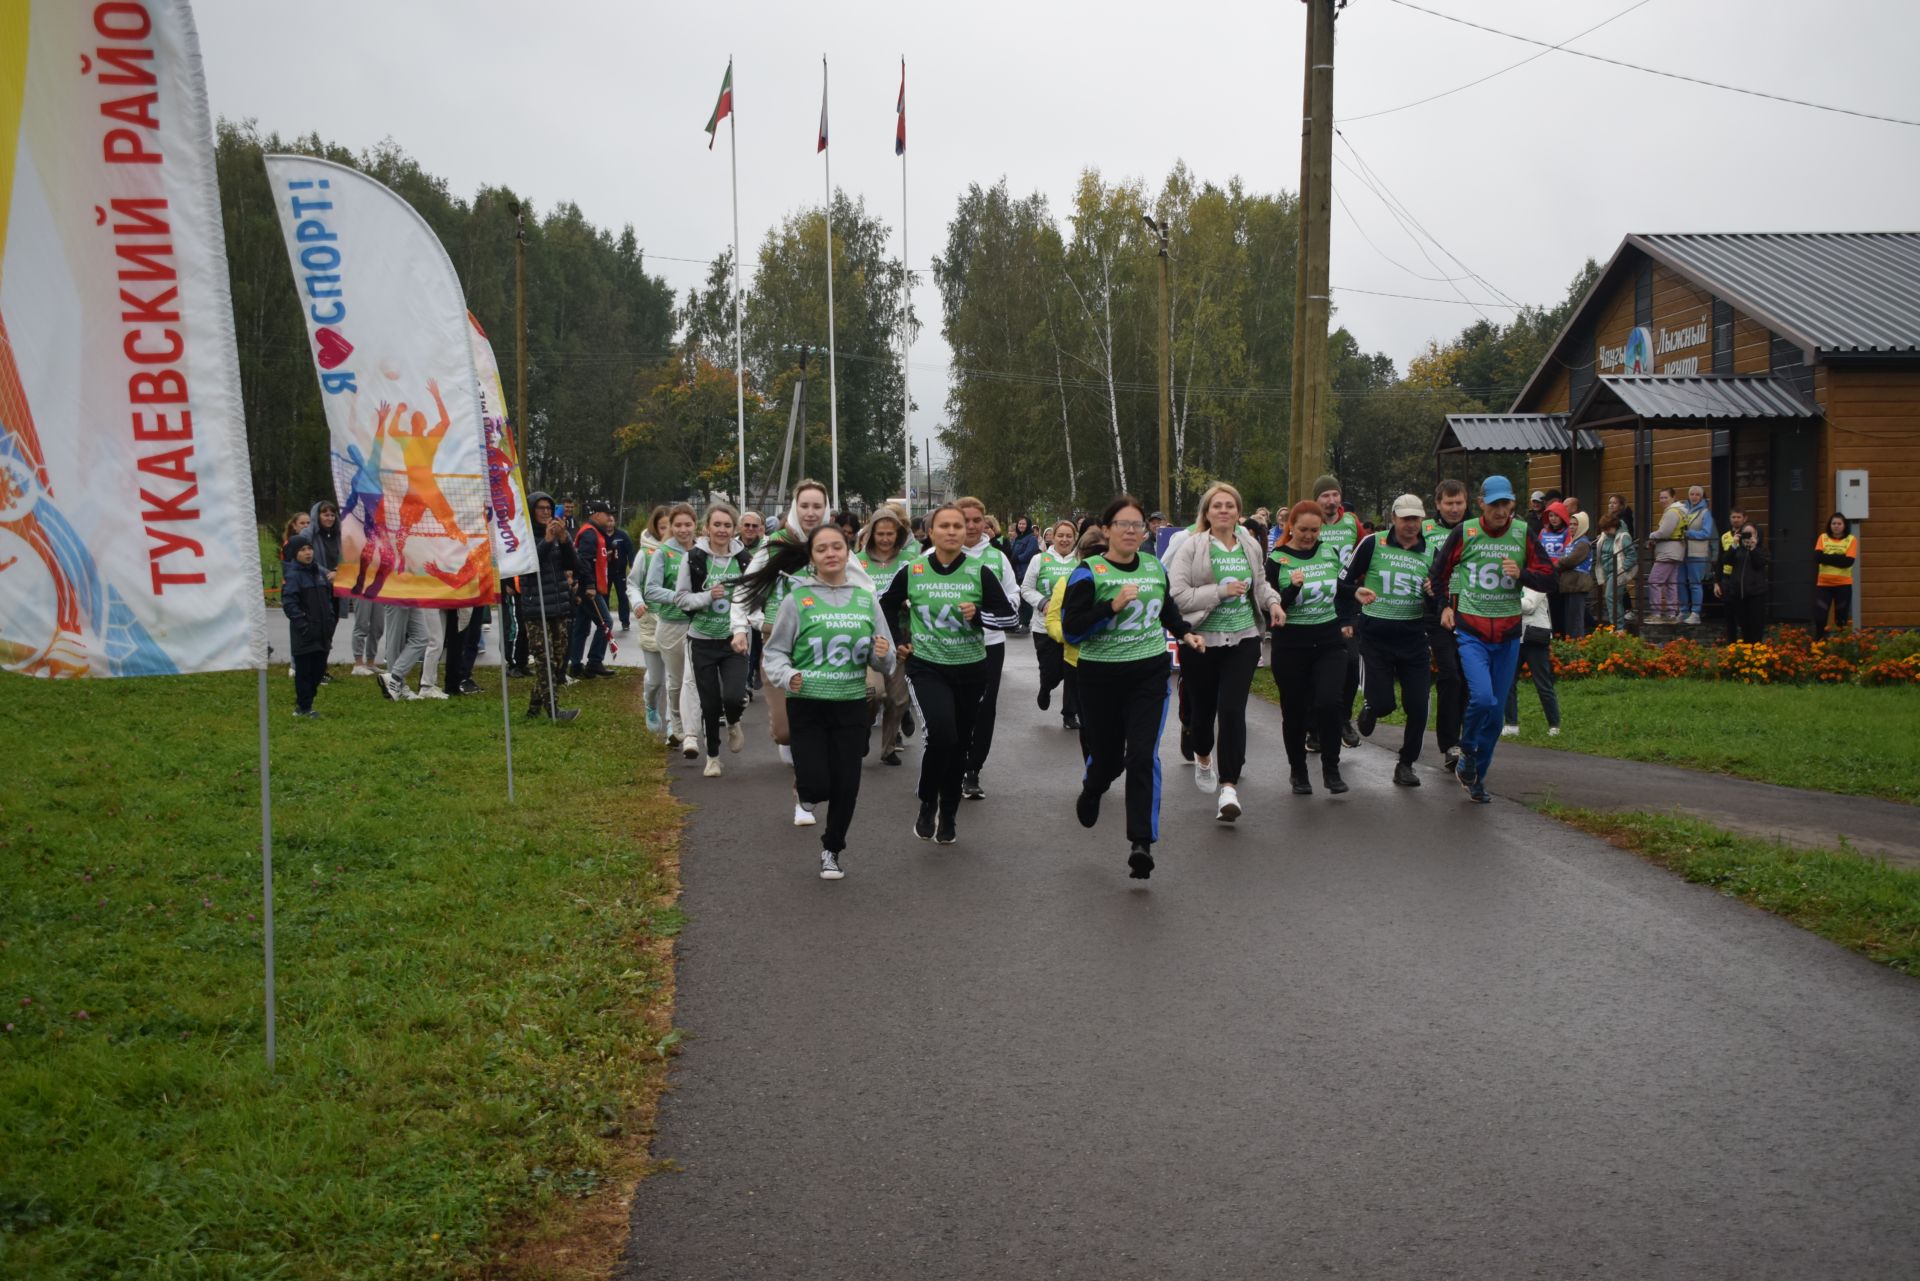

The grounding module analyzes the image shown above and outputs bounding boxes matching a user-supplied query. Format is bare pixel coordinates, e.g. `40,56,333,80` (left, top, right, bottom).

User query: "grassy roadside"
1544,807,1920,976
0,666,680,1280
1251,669,1918,804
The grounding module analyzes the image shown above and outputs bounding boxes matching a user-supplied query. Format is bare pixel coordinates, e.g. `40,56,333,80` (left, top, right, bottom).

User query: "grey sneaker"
818,851,844,880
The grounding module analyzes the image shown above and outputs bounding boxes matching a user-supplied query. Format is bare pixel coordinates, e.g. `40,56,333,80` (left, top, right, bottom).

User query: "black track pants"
1359,620,1432,766
1427,623,1464,755
1275,640,1346,775
688,636,748,756
1181,636,1260,785
967,643,1006,773
1077,657,1172,846
908,657,986,821
787,696,870,854
1034,633,1077,722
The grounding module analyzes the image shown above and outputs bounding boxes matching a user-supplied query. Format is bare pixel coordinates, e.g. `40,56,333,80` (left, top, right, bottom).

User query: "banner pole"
256,663,277,1071
822,56,840,512
533,561,559,717
729,58,748,509
498,593,516,801
899,58,911,521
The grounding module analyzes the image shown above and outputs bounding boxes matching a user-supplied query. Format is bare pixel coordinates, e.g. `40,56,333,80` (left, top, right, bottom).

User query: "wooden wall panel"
1824,366,1920,625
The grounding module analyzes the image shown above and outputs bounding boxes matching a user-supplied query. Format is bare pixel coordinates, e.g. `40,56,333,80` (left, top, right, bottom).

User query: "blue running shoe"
1456,756,1479,790
1469,780,1491,804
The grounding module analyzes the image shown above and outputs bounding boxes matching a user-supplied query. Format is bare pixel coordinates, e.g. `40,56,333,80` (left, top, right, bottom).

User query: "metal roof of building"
1632,232,1920,357
1583,375,1821,422
1437,414,1602,454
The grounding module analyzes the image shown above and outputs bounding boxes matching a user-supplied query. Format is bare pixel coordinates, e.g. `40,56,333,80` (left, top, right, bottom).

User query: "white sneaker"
1548,726,1562,737
703,756,723,778
1216,785,1241,823
793,802,817,827
1501,725,1518,738
681,735,700,760
351,664,374,677
818,850,843,879
287,664,295,678
779,744,794,765
1194,761,1219,794
392,680,419,702
1683,612,1702,625
727,720,746,753
417,684,449,701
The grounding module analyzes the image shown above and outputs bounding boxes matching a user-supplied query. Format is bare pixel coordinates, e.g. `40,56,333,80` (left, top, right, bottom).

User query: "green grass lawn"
0,667,679,1280
1251,668,1918,803
1547,808,1920,976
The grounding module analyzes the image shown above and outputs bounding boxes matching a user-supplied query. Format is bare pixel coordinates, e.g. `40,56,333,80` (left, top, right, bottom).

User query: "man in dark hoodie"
568,499,617,679
281,532,339,718
608,518,636,631
518,491,580,721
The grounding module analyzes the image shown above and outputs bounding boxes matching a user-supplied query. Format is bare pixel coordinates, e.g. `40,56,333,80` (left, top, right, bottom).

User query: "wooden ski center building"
1436,233,1920,627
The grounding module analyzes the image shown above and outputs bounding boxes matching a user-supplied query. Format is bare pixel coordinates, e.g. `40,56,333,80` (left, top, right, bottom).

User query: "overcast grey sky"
196,0,1920,458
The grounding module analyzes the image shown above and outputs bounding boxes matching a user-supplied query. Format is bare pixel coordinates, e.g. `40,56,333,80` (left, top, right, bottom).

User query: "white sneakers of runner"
417,684,449,701
728,720,746,753
1216,785,1241,823
681,735,700,760
1194,761,1219,794
703,757,723,778
793,802,817,827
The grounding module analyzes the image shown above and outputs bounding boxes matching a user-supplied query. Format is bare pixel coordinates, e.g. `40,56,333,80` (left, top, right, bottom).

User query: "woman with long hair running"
879,503,1014,846
745,524,894,880
1266,499,1353,797
857,505,914,766
1063,495,1203,880
631,504,670,735
674,503,751,777
1021,519,1083,731
1167,481,1285,823
642,502,700,756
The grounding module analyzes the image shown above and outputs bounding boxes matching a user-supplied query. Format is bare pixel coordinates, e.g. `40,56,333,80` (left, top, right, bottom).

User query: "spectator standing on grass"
1682,485,1716,625
308,500,342,584
1594,512,1638,629
569,501,617,680
1647,488,1687,622
1554,510,1595,640
522,491,579,722
608,519,636,631
1536,501,1572,634
279,512,309,576
281,532,338,719
1812,513,1858,639
1715,522,1771,644
1502,586,1561,738
1717,508,1748,643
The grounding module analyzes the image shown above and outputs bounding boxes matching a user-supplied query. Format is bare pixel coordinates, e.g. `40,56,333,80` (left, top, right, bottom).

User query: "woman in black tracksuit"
880,503,1015,846
1062,495,1203,881
1266,499,1353,796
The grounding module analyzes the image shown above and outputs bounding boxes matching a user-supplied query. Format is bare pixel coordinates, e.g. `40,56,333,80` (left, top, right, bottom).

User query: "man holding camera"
1714,516,1770,644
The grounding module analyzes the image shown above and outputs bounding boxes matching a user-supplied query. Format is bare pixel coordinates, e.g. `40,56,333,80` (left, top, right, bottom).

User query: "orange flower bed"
1547,626,1920,686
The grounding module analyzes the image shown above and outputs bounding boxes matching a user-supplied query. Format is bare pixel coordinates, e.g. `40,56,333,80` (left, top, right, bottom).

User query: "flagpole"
497,594,516,803
821,55,841,512
728,57,747,509
256,663,276,1070
898,56,911,521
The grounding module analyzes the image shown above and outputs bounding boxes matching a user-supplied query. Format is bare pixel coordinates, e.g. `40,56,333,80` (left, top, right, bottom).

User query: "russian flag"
895,59,906,156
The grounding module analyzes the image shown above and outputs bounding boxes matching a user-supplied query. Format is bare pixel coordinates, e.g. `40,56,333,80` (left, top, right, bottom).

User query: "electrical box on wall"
1837,469,1870,520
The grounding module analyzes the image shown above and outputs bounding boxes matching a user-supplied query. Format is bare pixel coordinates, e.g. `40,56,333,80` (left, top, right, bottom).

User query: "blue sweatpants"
1457,628,1522,782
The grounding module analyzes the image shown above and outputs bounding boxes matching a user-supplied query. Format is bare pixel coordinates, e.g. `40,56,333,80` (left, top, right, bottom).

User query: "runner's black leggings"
1274,637,1346,775
908,657,986,820
1033,632,1077,722
968,643,1006,773
787,696,870,854
688,636,748,756
1360,620,1432,766
1181,636,1260,785
1077,655,1172,846
1427,623,1464,755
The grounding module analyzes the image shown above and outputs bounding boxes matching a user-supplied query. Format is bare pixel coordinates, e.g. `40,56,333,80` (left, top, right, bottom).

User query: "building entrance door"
1769,424,1818,623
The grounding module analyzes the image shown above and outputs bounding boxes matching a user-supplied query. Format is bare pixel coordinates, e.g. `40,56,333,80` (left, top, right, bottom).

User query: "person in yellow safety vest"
1812,513,1858,640
1046,527,1107,756
1717,507,1748,644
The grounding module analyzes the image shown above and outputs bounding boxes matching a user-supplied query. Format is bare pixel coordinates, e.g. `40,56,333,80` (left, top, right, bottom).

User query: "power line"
1334,284,1520,308
1385,0,1920,128
1341,0,1657,123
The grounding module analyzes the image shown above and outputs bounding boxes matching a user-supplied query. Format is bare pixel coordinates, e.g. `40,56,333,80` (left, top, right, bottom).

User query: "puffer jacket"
307,501,342,575
280,534,339,657
516,490,578,620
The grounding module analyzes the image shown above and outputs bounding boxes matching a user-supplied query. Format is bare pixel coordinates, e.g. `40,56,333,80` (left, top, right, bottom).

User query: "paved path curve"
621,645,1920,1279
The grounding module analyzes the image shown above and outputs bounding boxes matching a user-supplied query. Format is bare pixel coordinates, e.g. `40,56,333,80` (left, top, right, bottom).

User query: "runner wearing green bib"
1305,473,1364,749
674,505,751,774
1339,494,1437,786
856,506,914,765
879,504,1017,846
1430,474,1557,802
1019,521,1085,729
752,523,896,880
642,505,703,753
1062,496,1202,881
1266,497,1354,797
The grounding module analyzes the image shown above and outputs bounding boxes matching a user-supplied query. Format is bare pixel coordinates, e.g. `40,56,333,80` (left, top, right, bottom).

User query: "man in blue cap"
1427,475,1557,802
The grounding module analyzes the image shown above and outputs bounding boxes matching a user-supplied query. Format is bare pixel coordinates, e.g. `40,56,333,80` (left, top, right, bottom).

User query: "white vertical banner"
0,0,267,677
262,153,496,607
467,312,536,578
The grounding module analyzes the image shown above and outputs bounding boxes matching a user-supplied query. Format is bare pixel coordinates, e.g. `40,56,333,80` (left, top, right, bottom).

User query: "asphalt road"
620,643,1920,1279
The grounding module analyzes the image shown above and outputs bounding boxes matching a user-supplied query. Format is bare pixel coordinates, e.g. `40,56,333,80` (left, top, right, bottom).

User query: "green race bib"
1077,553,1171,664
653,545,690,622
1361,536,1435,621
1199,539,1256,634
788,585,878,701
1268,545,1342,626
1320,510,1361,570
689,550,744,640
903,553,987,666
1033,550,1076,602
1453,518,1528,620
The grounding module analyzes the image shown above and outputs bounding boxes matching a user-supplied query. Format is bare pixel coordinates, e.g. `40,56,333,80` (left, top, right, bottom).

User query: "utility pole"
1143,213,1172,519
1287,0,1338,502
510,201,528,453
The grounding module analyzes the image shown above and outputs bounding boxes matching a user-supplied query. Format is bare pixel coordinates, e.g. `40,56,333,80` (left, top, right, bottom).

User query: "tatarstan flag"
895,59,906,156
705,62,733,150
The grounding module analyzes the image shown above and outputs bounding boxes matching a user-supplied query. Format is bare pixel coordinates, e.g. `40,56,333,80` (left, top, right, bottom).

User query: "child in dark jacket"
282,532,339,718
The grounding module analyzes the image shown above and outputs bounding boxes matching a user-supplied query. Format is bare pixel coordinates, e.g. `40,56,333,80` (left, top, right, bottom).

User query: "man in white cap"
1339,493,1439,787
1428,475,1557,803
